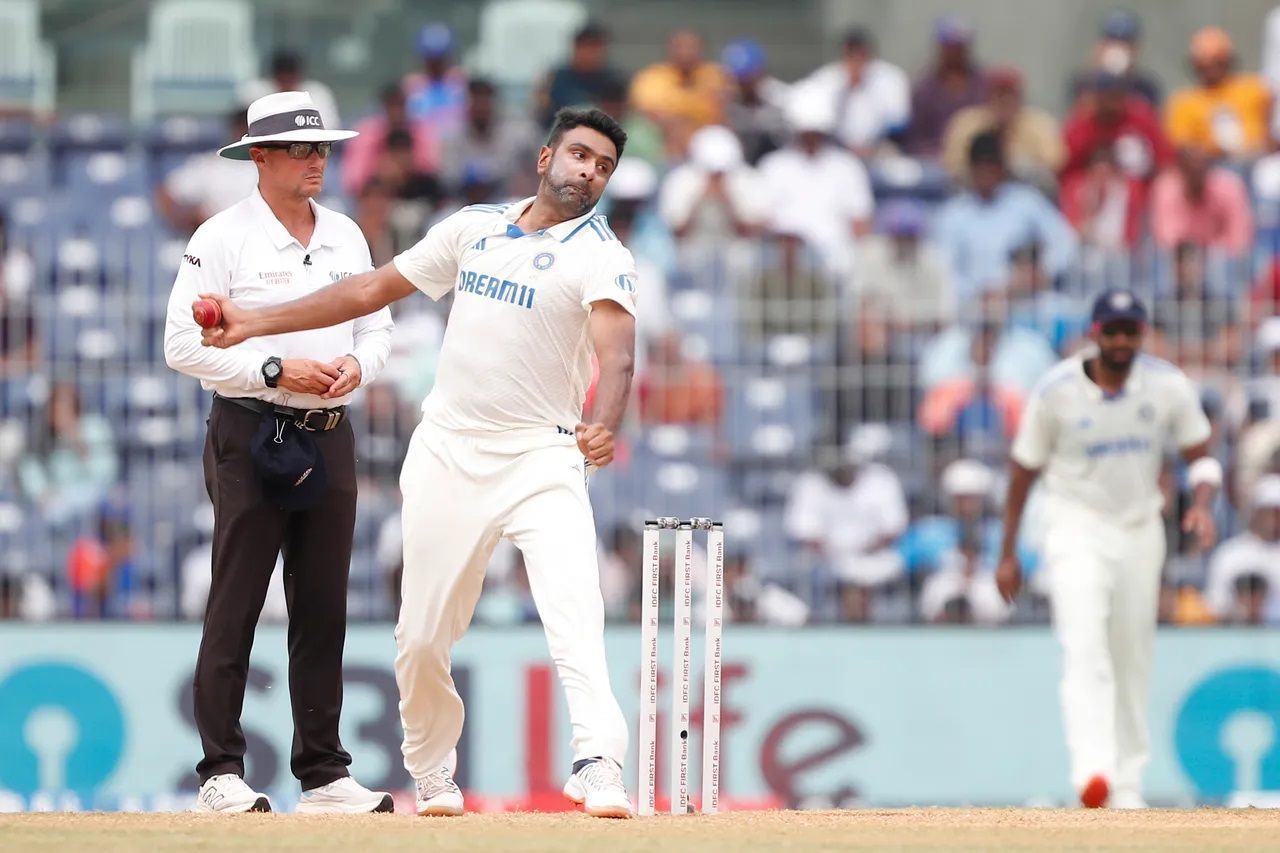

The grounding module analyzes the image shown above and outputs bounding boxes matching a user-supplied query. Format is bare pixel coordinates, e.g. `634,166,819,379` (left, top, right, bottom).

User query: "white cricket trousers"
393,421,628,781
1045,506,1165,799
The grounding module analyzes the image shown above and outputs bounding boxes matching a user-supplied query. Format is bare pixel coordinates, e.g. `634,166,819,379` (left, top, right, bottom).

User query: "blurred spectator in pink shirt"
1151,144,1253,255
342,84,441,198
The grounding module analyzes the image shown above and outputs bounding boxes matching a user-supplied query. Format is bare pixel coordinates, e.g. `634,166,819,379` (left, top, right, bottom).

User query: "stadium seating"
130,0,256,121
0,0,57,114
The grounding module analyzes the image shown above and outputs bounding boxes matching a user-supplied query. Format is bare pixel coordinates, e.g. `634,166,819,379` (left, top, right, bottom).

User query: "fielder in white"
997,290,1219,810
199,108,638,818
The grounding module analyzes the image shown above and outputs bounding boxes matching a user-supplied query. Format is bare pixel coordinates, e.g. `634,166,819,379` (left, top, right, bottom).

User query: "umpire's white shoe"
563,757,633,819
415,751,464,817
195,774,271,813
296,776,394,814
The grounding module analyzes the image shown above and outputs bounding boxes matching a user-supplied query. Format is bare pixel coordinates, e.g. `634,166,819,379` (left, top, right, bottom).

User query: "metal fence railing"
1,158,1278,627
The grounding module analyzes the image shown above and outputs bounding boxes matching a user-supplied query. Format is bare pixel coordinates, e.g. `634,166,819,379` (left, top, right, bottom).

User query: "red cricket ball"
192,298,222,328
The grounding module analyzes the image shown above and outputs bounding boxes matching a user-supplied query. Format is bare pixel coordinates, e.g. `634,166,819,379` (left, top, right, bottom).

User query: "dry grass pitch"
3,809,1280,852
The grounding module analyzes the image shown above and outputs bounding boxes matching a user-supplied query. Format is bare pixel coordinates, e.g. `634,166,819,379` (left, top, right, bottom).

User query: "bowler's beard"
545,173,594,217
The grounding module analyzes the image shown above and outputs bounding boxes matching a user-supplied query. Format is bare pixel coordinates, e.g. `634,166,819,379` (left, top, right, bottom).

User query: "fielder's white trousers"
1045,506,1165,799
393,422,628,780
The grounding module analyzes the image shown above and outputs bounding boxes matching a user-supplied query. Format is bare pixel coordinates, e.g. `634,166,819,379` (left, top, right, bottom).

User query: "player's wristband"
1187,456,1222,490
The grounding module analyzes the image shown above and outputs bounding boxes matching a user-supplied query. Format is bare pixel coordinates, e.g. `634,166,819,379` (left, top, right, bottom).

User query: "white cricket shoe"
563,757,633,819
415,751,464,817
296,776,394,814
195,774,271,813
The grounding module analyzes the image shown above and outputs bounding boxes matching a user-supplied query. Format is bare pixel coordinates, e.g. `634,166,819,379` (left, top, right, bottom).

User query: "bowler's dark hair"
546,107,627,160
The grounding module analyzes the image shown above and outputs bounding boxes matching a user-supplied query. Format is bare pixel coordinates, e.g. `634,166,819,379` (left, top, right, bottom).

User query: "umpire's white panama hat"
218,91,358,160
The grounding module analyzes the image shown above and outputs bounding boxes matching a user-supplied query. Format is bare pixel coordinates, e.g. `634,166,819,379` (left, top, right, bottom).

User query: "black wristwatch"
262,356,283,389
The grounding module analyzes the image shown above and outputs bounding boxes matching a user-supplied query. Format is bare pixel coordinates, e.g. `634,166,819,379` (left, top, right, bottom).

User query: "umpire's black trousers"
194,396,356,790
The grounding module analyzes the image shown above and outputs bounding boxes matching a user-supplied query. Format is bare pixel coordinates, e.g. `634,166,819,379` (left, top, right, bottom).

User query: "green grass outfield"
3,808,1279,852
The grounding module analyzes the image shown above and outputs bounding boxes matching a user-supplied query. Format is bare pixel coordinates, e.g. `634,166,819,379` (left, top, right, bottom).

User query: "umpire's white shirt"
1011,349,1211,526
391,198,638,449
164,190,394,408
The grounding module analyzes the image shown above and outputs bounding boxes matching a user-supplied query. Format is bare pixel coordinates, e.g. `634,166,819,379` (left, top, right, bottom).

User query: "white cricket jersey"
1011,349,1211,526
393,198,638,449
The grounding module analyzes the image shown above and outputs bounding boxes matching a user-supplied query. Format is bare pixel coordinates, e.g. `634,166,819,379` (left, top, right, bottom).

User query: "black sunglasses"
1098,320,1143,337
258,141,333,160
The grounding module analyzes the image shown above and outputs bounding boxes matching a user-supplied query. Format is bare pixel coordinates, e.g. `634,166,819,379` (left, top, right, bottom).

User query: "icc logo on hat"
1112,292,1133,310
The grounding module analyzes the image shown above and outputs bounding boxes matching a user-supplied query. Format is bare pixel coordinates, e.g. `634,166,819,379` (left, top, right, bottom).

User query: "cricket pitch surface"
4,807,1278,851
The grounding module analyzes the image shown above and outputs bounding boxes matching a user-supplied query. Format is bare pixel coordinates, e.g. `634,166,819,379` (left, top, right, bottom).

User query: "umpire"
164,92,394,814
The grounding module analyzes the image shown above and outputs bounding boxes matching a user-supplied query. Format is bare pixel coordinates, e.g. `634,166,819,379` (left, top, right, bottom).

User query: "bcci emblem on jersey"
533,252,555,270
1138,403,1155,422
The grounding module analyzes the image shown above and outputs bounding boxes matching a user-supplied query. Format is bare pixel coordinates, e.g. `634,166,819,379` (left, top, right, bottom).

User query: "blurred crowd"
2,8,1280,628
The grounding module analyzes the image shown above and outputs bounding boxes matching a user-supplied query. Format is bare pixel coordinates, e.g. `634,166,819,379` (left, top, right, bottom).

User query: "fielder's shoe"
415,751,464,817
195,774,271,813
296,776,394,814
563,757,633,819
1079,774,1110,809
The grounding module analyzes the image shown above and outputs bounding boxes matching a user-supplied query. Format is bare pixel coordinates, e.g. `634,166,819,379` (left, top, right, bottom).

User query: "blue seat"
153,150,195,183
127,373,181,414
596,449,728,523
723,372,818,464
0,119,36,152
639,423,717,462
0,151,50,201
86,374,160,421
5,194,59,252
146,115,227,155
51,232,106,288
670,289,739,365
64,151,150,196
49,113,130,153
752,507,795,584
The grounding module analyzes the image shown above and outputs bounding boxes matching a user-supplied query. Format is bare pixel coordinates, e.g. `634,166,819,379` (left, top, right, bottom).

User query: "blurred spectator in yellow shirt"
1165,27,1271,160
630,29,730,159
941,67,1064,194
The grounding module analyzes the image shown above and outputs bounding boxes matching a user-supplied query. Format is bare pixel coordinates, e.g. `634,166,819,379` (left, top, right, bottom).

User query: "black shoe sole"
372,794,394,813
250,797,271,813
